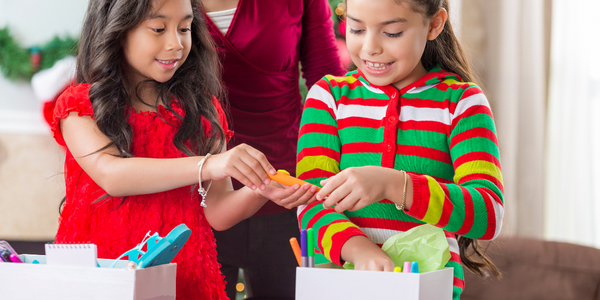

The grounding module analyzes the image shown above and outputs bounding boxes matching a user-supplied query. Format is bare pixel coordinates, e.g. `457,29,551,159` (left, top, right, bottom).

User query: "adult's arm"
299,0,347,88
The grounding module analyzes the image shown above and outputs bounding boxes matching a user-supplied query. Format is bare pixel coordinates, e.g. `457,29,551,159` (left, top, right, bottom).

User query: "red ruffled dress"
51,83,230,300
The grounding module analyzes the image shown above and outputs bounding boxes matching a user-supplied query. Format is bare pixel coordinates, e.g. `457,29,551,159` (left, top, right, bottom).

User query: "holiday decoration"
0,27,78,81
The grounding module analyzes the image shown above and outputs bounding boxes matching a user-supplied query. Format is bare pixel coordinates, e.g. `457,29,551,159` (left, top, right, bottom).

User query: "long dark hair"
77,0,225,158
58,0,226,211
404,0,501,278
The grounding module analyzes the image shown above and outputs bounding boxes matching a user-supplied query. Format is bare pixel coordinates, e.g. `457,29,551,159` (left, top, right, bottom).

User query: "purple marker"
403,261,411,273
300,229,308,267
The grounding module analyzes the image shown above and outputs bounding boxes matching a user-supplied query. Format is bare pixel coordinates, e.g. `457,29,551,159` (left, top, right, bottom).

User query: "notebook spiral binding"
46,244,95,249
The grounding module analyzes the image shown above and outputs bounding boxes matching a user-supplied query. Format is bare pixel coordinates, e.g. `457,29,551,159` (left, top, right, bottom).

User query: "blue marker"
300,229,308,267
411,261,419,273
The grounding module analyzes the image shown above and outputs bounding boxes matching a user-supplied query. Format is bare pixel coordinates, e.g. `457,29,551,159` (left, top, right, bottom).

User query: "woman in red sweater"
201,0,347,299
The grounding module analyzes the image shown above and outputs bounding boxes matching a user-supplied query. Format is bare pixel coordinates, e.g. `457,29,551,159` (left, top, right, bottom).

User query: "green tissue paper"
343,224,450,272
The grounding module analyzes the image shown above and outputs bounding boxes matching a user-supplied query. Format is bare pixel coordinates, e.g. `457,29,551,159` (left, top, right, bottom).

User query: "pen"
9,254,22,263
300,229,308,268
411,261,419,273
307,228,315,268
289,237,302,267
268,170,321,192
403,261,411,273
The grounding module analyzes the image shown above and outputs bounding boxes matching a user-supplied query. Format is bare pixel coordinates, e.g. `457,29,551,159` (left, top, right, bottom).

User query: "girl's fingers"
235,159,267,190
317,174,344,200
239,153,272,188
243,145,276,176
322,183,350,210
333,191,360,213
284,184,316,207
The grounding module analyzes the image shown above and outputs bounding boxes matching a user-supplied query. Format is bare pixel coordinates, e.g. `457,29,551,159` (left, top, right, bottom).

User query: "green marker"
307,228,315,268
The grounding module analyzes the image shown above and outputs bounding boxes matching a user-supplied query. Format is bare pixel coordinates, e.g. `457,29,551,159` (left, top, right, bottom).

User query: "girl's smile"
123,0,193,87
156,58,180,70
346,0,446,90
363,60,395,75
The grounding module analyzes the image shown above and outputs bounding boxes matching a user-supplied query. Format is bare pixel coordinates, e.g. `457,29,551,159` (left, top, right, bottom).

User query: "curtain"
545,0,600,247
460,0,549,238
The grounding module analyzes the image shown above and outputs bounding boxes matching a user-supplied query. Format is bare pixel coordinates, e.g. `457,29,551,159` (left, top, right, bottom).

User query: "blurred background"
1,0,599,298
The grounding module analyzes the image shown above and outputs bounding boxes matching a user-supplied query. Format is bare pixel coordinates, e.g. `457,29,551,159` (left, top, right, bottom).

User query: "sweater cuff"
405,172,429,220
329,227,367,266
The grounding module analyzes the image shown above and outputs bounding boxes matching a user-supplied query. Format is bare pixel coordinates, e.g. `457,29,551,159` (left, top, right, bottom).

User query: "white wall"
0,0,87,134
0,0,87,240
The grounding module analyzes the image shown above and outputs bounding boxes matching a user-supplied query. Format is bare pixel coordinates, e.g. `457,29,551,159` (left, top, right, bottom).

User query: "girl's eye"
349,28,364,34
152,28,165,33
385,31,403,38
180,28,191,33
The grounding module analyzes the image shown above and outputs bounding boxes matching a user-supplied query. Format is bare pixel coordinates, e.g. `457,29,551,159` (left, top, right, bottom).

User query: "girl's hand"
342,235,395,272
317,166,398,213
203,143,276,190
258,181,319,209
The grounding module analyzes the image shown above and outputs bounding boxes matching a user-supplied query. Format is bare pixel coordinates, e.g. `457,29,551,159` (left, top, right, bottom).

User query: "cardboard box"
0,254,176,300
296,263,453,300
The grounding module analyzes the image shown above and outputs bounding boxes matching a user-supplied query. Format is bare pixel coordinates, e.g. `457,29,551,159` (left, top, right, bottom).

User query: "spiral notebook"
45,243,98,268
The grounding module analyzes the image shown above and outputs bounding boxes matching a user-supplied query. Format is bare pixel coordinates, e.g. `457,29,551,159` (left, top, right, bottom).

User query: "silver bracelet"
198,153,212,208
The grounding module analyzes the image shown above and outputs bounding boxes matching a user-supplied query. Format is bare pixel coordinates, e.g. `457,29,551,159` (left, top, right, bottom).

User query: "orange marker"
289,237,302,267
269,170,321,192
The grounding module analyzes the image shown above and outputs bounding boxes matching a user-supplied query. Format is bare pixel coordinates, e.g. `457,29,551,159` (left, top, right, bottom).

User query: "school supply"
268,170,321,192
411,261,420,273
45,243,98,268
0,241,19,263
0,254,176,300
110,223,191,269
300,229,308,268
0,223,190,300
307,228,315,268
289,237,302,266
296,263,453,300
403,261,412,273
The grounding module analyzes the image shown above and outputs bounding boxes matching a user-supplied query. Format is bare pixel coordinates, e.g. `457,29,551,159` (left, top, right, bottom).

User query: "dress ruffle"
52,84,229,300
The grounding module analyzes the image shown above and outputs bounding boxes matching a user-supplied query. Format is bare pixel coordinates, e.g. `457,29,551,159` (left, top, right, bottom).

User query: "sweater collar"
352,65,461,95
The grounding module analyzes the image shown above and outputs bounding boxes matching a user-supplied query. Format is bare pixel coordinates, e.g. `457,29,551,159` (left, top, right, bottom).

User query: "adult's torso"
205,0,305,179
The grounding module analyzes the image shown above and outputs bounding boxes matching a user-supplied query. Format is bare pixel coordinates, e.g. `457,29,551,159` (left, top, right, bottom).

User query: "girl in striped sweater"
297,0,503,298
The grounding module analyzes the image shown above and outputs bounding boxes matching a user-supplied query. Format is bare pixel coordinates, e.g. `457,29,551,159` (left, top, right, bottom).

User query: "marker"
403,261,411,273
411,261,419,273
394,266,402,272
307,228,315,268
268,170,321,192
289,237,302,267
300,229,308,267
9,254,22,263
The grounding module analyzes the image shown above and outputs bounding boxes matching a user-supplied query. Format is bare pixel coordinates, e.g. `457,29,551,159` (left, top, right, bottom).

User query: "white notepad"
45,244,98,268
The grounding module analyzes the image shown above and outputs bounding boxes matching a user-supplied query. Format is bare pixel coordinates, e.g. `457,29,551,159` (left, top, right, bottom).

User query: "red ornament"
31,48,41,71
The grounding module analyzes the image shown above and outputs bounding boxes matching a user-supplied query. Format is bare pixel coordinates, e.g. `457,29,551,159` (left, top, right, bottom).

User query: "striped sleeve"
297,78,368,265
405,84,504,240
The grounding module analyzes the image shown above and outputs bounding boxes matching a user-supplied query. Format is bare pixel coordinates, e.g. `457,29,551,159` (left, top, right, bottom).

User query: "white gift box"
0,254,176,300
296,263,453,300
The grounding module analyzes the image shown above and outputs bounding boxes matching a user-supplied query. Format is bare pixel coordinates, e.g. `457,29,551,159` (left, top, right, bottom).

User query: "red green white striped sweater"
296,66,504,299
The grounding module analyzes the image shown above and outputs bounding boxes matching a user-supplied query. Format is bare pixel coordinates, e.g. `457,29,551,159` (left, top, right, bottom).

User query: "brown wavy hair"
401,0,501,278
77,0,226,158
57,0,226,210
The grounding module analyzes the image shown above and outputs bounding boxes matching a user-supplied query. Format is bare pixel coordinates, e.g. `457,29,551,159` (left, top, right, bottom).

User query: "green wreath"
0,27,78,82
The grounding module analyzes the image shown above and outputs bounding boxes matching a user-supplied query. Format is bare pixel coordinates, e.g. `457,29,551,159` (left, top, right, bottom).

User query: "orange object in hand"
268,170,321,192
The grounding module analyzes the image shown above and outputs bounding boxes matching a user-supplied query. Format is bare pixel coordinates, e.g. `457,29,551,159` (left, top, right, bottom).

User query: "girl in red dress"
51,0,317,299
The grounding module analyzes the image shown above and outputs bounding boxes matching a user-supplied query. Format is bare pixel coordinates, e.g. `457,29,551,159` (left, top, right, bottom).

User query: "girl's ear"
427,8,448,41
